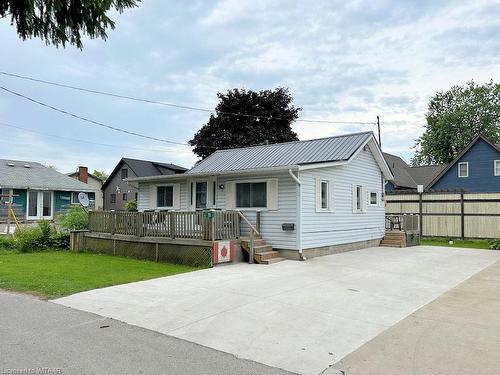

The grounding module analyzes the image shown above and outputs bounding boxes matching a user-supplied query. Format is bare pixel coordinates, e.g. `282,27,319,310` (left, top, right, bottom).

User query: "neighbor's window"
458,162,468,178
110,194,116,204
157,186,173,207
121,168,128,179
122,193,128,201
236,182,267,208
495,160,500,176
71,192,79,204
356,185,362,211
321,180,329,209
370,192,378,205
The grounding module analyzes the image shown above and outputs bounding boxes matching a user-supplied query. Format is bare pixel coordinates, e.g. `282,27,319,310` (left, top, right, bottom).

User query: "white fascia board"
127,165,300,183
297,160,349,170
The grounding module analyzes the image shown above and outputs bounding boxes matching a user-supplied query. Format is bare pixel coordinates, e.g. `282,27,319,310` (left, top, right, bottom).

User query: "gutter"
288,169,306,261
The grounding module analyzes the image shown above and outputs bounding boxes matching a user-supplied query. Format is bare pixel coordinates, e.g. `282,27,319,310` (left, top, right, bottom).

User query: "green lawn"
0,250,199,299
421,237,491,250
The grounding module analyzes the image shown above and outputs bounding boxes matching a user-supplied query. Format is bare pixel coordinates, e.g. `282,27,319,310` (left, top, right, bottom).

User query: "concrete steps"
240,237,284,264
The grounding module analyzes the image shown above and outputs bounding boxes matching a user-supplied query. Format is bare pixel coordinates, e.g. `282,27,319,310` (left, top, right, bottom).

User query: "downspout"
288,169,306,261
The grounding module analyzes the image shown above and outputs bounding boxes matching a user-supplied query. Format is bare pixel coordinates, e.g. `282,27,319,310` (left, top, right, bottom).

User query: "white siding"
216,172,298,250
137,181,189,211
300,147,385,249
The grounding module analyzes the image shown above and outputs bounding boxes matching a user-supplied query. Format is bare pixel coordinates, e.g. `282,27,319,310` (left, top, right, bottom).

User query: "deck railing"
385,214,419,232
88,210,241,241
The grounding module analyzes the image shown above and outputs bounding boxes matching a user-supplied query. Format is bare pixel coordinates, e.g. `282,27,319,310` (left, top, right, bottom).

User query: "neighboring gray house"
129,132,393,259
383,153,445,191
0,159,94,221
102,158,187,211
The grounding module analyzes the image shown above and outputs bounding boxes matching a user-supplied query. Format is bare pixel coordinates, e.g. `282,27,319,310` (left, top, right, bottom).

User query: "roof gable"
102,158,187,189
428,134,500,189
0,159,93,191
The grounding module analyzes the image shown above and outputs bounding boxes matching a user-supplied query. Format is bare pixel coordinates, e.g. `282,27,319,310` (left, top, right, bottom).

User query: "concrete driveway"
55,246,500,375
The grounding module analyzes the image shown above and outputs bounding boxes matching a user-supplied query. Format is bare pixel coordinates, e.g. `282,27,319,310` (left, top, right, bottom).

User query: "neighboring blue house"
384,134,500,193
0,159,95,221
429,135,500,193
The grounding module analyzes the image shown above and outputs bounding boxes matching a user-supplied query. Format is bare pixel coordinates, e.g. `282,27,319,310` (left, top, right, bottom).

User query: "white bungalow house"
128,131,393,261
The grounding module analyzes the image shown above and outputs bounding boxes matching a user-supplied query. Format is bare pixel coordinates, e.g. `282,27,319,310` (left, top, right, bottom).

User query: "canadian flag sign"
213,240,235,264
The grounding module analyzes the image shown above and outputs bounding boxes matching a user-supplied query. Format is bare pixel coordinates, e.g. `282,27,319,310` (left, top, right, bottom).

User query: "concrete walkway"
0,291,293,375
54,246,500,375
331,258,500,375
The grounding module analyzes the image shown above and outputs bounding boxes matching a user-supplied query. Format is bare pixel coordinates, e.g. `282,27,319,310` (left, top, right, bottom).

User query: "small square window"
110,194,116,204
122,193,128,201
458,162,468,178
370,192,377,205
121,168,128,179
495,160,500,176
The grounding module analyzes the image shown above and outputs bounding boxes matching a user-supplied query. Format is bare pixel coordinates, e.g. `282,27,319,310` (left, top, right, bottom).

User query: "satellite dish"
78,192,90,207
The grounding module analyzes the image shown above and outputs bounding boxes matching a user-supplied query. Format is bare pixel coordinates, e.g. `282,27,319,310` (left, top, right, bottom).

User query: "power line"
0,86,189,146
0,121,183,153
0,70,376,125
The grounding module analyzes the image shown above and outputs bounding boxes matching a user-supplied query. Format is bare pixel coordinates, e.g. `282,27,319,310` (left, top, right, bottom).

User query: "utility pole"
376,115,381,147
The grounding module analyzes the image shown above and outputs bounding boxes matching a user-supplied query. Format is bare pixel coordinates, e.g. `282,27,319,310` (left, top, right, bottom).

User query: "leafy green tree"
189,88,301,159
0,0,139,48
412,80,500,165
125,199,137,212
92,170,109,182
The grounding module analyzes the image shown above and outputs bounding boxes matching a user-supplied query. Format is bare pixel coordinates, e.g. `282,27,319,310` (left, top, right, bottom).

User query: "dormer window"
458,162,468,178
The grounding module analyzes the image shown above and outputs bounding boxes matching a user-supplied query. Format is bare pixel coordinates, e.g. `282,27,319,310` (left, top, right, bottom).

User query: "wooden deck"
88,210,241,241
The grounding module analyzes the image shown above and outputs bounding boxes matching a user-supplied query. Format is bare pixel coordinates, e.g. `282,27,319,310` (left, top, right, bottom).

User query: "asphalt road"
0,291,294,375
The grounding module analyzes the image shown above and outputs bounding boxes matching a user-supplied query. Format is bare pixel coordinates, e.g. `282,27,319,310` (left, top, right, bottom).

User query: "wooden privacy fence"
88,210,241,241
386,192,500,239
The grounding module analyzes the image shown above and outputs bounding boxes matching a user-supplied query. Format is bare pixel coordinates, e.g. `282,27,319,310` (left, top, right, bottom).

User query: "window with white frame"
495,160,500,176
369,192,378,205
236,182,267,208
320,180,329,209
352,185,366,213
71,192,79,204
157,186,173,208
458,162,468,177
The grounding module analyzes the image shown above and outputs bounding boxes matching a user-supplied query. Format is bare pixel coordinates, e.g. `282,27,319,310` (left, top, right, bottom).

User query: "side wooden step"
240,238,284,264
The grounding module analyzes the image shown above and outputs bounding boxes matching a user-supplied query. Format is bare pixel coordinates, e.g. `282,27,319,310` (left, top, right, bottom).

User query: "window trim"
494,160,500,177
232,177,274,211
369,191,378,206
110,193,116,204
353,184,365,213
235,180,268,209
71,192,79,204
121,168,128,179
316,179,331,212
122,193,128,201
156,185,175,209
458,162,469,178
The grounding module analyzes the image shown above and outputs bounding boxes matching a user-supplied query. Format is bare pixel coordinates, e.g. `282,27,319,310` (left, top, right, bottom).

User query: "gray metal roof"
0,159,94,191
187,132,373,175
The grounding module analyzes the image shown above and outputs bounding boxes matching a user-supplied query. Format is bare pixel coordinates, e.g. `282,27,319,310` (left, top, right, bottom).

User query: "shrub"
14,221,71,252
125,199,137,212
490,239,500,250
51,232,70,249
0,235,15,250
57,206,89,231
15,226,47,252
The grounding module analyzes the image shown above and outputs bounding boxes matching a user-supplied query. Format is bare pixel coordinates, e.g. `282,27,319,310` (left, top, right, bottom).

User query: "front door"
27,191,53,220
195,181,208,209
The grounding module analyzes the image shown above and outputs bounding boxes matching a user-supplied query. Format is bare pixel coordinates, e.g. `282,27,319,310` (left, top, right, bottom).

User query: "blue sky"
0,0,499,174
